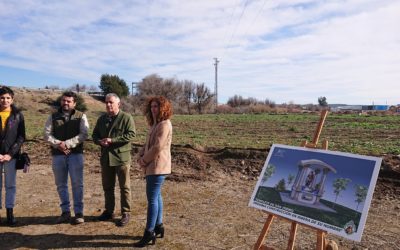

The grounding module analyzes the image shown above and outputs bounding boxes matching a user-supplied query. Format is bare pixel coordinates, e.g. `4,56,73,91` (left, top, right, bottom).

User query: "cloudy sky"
0,0,399,105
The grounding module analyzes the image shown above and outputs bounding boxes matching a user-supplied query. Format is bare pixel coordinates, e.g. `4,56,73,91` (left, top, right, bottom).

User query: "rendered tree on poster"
275,179,286,191
332,178,351,207
354,184,368,211
262,164,275,186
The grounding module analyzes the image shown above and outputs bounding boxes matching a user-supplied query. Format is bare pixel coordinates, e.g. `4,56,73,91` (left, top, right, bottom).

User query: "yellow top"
0,110,11,131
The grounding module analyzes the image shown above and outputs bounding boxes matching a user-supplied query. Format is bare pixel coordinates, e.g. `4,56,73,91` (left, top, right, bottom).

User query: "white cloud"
0,0,399,104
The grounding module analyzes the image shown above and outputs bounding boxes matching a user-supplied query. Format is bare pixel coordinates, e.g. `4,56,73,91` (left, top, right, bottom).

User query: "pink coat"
140,119,172,176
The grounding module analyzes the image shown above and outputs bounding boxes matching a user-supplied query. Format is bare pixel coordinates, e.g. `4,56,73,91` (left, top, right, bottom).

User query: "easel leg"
254,214,275,250
316,230,326,250
252,111,332,250
287,222,298,250
322,140,328,150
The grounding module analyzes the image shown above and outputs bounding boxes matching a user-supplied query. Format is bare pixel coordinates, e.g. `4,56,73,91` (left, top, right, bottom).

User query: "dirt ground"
0,143,399,250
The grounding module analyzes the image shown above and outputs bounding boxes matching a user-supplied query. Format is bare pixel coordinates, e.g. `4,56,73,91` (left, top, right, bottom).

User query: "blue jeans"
0,159,17,209
146,175,166,231
52,154,84,214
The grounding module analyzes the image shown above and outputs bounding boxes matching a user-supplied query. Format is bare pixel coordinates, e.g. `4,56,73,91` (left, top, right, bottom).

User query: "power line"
220,0,252,60
242,0,268,38
226,0,251,50
220,0,240,50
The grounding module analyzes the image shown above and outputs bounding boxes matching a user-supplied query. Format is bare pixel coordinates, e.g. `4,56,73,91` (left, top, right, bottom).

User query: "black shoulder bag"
16,146,31,170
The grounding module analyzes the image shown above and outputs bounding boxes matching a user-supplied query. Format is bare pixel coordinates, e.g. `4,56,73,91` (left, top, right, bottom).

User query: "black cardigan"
0,105,26,157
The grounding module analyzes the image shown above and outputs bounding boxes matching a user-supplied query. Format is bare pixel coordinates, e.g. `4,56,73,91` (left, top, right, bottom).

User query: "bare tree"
227,95,264,107
122,95,142,114
265,98,276,108
89,85,99,92
162,78,181,102
247,97,260,105
137,74,163,98
193,83,214,114
137,74,181,103
227,95,244,107
47,85,60,90
180,80,195,114
67,83,87,92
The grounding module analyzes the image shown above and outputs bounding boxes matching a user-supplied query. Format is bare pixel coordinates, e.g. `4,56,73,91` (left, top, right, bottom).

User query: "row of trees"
45,84,98,92
227,95,276,108
99,74,215,114
65,73,329,114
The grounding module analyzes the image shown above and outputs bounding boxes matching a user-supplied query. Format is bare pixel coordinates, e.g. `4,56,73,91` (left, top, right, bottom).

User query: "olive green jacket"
92,111,136,167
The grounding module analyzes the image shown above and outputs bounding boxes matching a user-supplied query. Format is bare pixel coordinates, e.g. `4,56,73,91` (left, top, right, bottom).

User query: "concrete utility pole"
214,58,219,110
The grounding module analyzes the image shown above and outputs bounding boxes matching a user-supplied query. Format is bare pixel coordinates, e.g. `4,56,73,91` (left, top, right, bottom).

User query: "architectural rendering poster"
249,144,381,241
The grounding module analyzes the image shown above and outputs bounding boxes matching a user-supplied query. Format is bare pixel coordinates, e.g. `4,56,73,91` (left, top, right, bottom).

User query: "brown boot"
117,212,130,227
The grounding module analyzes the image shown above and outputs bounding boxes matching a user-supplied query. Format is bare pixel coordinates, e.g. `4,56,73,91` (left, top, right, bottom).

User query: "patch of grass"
20,94,400,156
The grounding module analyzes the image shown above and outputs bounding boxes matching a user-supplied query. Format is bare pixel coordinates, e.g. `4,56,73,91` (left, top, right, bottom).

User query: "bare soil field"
2,88,399,249
0,142,399,250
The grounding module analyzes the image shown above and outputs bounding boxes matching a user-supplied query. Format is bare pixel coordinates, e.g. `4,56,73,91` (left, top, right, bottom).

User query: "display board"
249,144,381,241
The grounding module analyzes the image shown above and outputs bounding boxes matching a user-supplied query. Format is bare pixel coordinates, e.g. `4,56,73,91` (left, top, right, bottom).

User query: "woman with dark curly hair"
134,96,173,247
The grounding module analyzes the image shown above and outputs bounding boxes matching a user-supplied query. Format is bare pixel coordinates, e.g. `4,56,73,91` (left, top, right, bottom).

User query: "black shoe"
116,212,130,227
133,230,156,248
154,223,164,238
97,210,115,221
56,211,71,224
6,208,17,226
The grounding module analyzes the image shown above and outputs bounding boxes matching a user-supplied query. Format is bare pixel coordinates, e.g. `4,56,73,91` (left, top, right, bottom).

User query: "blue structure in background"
331,104,390,112
361,105,389,111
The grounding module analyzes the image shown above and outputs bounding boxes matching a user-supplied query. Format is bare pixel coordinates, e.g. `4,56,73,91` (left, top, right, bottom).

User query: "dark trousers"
101,163,131,214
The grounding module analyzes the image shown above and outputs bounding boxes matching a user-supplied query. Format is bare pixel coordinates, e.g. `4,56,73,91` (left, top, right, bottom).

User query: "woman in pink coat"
135,96,172,247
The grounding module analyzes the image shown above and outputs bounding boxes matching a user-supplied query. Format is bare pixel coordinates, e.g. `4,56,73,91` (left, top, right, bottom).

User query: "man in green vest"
44,91,89,225
92,93,136,227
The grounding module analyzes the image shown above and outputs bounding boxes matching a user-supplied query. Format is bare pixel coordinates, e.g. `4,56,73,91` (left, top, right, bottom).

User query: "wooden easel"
254,110,329,250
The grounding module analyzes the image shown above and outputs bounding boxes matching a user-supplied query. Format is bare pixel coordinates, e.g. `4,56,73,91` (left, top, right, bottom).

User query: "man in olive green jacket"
92,93,136,227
